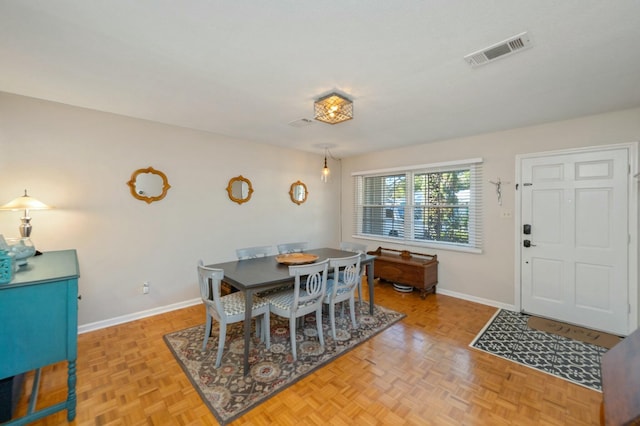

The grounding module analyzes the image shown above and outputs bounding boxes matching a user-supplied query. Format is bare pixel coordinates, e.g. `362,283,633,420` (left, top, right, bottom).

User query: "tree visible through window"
354,159,482,252
414,170,470,243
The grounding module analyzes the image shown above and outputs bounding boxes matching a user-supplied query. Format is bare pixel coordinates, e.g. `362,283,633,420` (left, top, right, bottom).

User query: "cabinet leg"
67,360,77,421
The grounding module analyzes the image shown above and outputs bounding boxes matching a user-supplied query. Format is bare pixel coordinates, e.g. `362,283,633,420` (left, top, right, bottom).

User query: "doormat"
527,316,621,349
164,303,405,425
470,309,607,391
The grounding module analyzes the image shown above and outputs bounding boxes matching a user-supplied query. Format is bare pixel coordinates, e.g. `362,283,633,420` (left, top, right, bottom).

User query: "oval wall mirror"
127,167,171,204
289,180,308,205
226,175,253,205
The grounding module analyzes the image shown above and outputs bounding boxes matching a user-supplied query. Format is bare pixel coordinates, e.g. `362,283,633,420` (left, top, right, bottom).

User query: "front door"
520,146,630,335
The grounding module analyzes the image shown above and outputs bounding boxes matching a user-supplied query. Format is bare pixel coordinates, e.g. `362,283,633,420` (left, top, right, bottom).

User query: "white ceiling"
2,1,640,158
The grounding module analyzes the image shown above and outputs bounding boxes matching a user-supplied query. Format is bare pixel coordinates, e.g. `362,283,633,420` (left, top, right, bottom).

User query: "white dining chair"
197,260,270,368
339,241,367,305
261,259,329,361
277,242,308,254
339,241,367,253
236,245,273,260
324,254,361,339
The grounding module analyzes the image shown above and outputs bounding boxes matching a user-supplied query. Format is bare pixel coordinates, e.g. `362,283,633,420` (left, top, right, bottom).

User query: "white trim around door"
514,142,638,336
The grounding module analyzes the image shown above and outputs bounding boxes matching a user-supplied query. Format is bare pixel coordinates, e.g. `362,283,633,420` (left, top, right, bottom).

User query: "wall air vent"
464,32,532,68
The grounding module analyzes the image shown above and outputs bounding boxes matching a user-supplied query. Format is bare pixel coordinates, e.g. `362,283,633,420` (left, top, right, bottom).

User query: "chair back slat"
302,269,324,299
197,260,225,314
277,242,308,254
236,245,272,259
288,259,328,309
328,254,361,298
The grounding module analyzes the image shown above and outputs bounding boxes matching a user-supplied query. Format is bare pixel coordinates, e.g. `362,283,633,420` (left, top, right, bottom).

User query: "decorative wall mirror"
127,166,171,204
289,180,308,205
226,175,253,205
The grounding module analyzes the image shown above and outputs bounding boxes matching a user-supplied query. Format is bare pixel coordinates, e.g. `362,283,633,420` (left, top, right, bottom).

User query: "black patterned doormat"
470,309,607,391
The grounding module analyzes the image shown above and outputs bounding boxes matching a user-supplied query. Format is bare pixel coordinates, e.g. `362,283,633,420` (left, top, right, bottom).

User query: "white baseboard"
78,298,202,334
436,288,516,312
77,290,515,335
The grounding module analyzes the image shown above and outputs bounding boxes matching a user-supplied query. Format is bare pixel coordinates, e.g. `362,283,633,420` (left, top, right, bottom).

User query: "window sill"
353,235,482,254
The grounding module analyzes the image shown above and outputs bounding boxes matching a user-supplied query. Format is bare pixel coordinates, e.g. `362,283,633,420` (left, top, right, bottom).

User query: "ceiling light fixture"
314,92,353,125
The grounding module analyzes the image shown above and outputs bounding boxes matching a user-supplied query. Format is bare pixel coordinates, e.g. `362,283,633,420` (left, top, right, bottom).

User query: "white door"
520,147,630,335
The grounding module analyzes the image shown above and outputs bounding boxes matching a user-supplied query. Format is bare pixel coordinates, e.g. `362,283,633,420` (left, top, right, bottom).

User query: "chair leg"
215,323,226,368
289,316,297,361
264,312,271,349
349,296,357,329
329,303,337,340
357,281,363,307
202,315,212,353
315,308,324,348
256,317,262,340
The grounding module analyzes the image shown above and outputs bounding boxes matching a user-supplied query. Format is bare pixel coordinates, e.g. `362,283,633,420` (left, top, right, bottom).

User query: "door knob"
523,239,536,247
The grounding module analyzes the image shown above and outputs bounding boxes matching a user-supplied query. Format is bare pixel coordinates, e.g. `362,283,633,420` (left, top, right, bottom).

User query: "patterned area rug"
470,309,607,391
164,303,405,425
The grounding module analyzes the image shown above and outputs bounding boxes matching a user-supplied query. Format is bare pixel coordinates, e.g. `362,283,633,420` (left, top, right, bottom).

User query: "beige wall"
3,90,639,328
341,107,640,308
0,92,341,328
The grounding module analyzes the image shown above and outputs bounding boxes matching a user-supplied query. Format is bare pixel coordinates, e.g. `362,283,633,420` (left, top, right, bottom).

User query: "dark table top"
206,247,375,291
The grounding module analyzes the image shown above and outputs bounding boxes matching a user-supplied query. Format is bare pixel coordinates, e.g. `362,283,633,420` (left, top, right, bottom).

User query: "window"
353,158,483,252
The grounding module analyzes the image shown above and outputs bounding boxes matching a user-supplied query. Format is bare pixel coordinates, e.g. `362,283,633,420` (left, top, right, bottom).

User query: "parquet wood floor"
13,279,602,425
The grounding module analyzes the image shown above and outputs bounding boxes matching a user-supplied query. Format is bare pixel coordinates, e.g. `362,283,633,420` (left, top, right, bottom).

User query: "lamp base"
19,216,32,238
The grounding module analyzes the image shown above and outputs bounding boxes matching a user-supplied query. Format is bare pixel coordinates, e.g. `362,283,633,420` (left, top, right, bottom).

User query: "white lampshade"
0,190,52,237
0,191,51,211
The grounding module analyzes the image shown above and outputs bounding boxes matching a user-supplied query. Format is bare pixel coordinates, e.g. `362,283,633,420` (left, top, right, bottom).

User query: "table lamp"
0,189,52,237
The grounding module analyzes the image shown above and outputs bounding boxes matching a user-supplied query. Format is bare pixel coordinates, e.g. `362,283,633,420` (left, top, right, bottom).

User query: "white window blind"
353,158,483,252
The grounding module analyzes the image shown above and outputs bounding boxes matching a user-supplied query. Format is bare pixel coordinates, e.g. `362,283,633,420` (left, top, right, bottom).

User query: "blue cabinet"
0,250,79,424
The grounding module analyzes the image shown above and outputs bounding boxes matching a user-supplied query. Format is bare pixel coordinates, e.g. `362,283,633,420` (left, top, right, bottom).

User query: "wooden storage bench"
367,247,438,299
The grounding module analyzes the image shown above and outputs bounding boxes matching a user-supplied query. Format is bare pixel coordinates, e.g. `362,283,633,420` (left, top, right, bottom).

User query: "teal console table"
0,250,79,424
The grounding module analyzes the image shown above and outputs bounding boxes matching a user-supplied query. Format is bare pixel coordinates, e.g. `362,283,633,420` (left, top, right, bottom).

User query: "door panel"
532,190,562,243
575,263,611,310
521,148,629,335
575,188,611,248
530,258,563,302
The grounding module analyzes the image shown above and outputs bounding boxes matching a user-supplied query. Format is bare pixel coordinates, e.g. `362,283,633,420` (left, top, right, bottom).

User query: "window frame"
352,158,483,254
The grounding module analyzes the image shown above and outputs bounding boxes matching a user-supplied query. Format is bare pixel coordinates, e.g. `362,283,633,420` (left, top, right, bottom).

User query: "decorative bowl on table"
275,253,319,265
6,237,36,267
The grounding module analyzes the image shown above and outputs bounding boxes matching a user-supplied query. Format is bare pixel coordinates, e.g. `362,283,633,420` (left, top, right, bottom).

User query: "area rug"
164,303,405,425
470,309,607,391
527,316,621,349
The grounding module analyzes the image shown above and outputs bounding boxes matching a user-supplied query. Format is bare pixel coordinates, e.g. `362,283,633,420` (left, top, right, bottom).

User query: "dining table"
206,247,376,375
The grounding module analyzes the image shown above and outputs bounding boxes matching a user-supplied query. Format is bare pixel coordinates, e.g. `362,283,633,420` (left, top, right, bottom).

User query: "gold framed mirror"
127,166,171,204
226,175,253,205
289,180,308,205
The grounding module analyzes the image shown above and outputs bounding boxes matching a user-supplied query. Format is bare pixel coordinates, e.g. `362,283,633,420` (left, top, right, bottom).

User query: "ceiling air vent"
464,32,532,68
288,118,315,128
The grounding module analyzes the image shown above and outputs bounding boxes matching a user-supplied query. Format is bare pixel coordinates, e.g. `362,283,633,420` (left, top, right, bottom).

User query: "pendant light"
321,149,330,183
